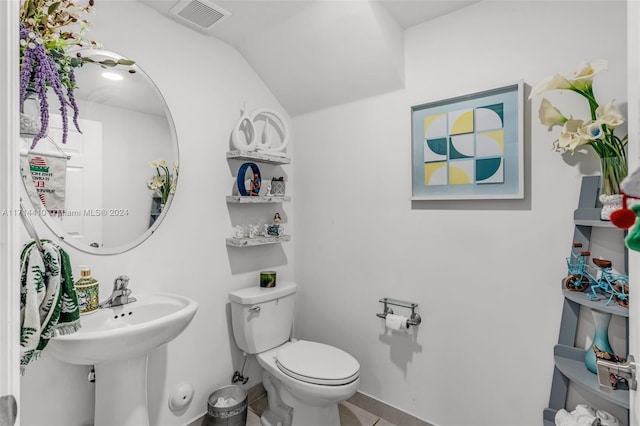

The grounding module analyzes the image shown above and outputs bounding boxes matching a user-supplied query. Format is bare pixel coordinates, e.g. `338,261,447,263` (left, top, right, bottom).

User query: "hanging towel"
20,240,80,374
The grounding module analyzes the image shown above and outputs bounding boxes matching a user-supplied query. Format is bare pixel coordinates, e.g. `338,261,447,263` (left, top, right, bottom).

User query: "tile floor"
247,395,396,426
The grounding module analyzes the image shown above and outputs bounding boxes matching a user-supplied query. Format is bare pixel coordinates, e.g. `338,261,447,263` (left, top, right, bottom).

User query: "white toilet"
229,281,360,426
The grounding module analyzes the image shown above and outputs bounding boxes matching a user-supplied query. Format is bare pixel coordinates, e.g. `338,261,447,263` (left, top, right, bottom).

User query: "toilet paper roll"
385,314,408,330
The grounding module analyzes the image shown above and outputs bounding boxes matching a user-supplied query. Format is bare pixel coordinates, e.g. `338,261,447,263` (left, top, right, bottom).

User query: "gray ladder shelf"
543,176,629,426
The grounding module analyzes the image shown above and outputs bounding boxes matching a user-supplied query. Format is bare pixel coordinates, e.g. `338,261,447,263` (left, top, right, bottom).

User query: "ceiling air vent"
169,0,231,30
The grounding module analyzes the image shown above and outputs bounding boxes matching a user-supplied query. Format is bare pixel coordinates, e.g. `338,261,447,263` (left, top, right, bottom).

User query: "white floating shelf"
226,235,291,247
226,150,291,165
226,195,290,203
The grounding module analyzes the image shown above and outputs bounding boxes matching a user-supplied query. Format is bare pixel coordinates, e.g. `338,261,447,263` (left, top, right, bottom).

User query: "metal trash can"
204,385,248,426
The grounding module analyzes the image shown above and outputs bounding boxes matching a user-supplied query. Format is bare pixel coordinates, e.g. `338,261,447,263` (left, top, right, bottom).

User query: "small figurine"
249,172,261,196
248,224,259,238
265,212,283,236
233,225,244,239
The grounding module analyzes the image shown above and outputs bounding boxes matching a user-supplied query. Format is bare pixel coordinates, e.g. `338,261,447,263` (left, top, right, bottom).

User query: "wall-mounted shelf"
574,207,616,228
553,344,629,409
226,149,291,247
544,175,629,425
378,297,418,310
226,195,291,203
561,287,629,318
226,150,291,165
226,235,291,247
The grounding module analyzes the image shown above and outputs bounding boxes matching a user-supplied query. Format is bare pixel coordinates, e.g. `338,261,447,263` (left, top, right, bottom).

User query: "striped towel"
20,240,80,374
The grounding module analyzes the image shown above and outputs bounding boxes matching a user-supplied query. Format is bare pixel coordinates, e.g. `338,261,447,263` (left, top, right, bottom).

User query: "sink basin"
48,292,198,426
48,292,197,365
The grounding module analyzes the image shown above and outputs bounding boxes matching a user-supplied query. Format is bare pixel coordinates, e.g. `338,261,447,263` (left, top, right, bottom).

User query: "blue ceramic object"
237,162,261,196
584,309,614,374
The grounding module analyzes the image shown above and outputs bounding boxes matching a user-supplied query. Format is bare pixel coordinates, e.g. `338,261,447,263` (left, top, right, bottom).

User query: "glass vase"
599,156,627,221
583,309,613,374
20,90,43,137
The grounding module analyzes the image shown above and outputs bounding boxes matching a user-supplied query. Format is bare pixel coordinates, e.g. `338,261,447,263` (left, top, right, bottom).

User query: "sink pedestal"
94,354,150,426
47,293,198,426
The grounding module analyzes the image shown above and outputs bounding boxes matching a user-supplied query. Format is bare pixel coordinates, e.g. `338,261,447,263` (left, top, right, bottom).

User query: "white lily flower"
596,102,624,128
570,59,608,91
529,73,572,99
554,118,586,153
147,158,178,203
553,133,581,153
538,98,568,130
572,59,608,79
531,59,626,174
578,120,604,141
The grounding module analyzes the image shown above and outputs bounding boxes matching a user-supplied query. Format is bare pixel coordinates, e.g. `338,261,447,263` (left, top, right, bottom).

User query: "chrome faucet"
99,275,136,308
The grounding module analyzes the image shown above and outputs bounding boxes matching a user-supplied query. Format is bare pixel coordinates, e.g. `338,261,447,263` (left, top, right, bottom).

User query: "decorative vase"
599,193,624,221
270,180,285,196
584,309,613,374
599,156,627,221
20,90,44,137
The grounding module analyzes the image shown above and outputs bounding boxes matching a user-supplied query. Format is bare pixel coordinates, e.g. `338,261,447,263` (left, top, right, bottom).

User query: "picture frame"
411,81,524,200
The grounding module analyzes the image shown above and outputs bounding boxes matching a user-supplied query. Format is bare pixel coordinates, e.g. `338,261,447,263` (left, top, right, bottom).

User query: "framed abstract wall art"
411,81,524,200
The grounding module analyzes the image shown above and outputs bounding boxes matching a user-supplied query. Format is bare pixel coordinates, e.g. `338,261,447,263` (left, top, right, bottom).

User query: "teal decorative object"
584,309,614,374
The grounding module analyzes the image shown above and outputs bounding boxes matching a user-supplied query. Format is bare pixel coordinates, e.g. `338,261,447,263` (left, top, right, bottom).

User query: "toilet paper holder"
376,297,421,327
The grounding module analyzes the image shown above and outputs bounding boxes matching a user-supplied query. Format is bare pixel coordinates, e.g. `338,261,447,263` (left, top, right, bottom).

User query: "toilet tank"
229,281,297,354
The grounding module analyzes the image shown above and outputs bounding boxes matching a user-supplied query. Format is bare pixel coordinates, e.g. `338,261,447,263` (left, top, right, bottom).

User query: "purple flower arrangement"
19,22,80,149
19,0,133,150
19,0,98,150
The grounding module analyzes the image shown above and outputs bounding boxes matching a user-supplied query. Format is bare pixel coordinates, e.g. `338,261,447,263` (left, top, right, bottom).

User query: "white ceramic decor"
251,108,289,154
231,108,257,152
230,105,289,155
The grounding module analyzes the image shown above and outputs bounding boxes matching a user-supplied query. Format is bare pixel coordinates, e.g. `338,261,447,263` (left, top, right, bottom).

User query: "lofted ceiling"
140,0,479,116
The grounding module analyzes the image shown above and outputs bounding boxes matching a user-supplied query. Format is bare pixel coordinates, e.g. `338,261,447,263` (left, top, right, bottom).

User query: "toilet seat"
276,340,360,386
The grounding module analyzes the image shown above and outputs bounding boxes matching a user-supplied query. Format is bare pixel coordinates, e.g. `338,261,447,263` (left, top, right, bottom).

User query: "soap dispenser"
75,265,99,315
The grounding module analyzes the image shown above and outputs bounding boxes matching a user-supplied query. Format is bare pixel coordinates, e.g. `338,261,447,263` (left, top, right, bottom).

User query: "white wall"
19,1,294,425
293,1,628,426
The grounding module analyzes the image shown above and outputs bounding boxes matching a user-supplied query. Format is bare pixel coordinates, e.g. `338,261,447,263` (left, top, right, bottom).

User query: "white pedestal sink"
47,293,198,426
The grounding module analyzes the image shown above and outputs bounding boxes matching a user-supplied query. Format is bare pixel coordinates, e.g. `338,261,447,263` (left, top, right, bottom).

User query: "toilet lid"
276,341,360,386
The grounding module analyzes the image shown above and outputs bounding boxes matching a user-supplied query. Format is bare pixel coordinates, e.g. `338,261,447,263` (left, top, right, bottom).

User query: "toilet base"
260,371,343,426
260,394,341,426
260,411,286,426
261,371,293,426
280,386,340,426
255,342,359,426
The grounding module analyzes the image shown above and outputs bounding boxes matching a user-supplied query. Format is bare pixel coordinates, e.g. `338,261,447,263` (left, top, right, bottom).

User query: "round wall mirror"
20,49,178,255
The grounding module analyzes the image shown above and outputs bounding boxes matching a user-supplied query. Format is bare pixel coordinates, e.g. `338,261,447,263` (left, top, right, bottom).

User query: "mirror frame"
21,49,179,255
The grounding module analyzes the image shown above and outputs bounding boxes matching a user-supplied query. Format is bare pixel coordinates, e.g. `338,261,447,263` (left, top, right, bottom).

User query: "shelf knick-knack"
584,309,614,374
